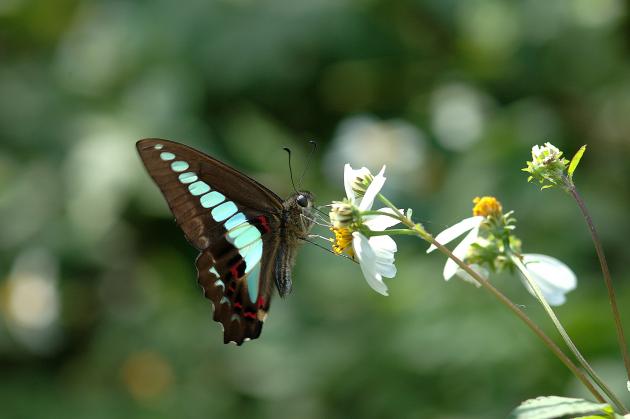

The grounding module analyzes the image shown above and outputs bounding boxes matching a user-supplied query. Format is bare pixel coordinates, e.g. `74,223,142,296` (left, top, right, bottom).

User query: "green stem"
510,251,628,414
564,177,630,385
375,194,606,404
361,210,408,224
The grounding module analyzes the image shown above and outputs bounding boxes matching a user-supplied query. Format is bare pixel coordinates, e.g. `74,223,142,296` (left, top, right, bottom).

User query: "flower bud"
329,201,354,229
472,196,503,218
523,142,570,189
351,173,374,198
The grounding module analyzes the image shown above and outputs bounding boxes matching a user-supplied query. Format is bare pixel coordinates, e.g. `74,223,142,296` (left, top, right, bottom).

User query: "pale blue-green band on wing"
160,152,175,161
154,144,164,150
211,201,238,222
209,267,219,277
233,226,262,249
171,161,189,172
242,242,263,273
189,181,211,196
200,191,225,208
214,279,225,290
247,264,260,303
178,172,198,184
225,222,251,241
220,296,231,306
224,212,247,231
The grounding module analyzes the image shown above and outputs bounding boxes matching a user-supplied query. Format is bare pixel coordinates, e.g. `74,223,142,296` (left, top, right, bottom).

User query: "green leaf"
568,145,587,180
510,396,618,419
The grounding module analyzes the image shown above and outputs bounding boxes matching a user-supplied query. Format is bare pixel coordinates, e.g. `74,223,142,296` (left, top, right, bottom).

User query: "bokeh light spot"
121,351,174,402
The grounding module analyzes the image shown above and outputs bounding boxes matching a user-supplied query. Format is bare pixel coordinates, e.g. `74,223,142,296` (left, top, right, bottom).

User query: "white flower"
531,142,561,163
519,254,577,306
426,216,484,280
338,164,398,296
353,222,398,296
427,217,578,305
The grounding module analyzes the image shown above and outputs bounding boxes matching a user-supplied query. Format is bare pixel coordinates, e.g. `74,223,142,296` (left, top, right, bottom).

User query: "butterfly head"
296,191,313,208
284,191,315,234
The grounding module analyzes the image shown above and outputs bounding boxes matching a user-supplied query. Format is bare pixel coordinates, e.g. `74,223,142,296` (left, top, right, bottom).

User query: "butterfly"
136,138,315,345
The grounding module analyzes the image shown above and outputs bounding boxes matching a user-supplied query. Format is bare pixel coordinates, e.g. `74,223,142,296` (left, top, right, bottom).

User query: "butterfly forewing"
136,138,284,345
136,139,283,248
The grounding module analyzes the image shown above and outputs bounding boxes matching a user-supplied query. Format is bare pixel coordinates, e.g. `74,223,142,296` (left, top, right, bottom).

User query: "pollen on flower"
472,196,503,217
331,227,354,258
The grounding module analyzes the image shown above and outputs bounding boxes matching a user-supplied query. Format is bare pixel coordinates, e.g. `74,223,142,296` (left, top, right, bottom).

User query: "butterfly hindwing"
196,222,279,344
136,138,285,344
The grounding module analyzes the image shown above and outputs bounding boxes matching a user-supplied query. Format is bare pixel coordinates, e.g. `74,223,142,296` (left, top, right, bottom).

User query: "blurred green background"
1,0,630,418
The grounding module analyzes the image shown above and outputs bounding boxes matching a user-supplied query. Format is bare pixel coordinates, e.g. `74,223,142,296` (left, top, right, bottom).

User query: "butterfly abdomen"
273,193,315,297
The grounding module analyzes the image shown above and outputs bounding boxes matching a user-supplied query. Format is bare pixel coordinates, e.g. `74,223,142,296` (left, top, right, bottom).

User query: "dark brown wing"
136,138,283,250
136,138,284,345
196,242,277,345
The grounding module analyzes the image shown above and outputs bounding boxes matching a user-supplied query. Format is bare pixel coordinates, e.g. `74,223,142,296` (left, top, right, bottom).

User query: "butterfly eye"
297,194,309,207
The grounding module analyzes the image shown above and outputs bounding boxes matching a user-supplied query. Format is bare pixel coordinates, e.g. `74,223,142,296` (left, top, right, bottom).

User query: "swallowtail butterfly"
137,139,314,345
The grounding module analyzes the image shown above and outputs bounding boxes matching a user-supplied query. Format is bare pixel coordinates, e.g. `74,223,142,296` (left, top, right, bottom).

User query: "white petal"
353,232,389,296
443,259,458,281
427,216,484,253
343,164,358,203
363,207,400,231
455,264,487,287
369,236,397,278
352,233,373,263
520,254,577,306
443,227,479,280
370,235,397,254
376,260,397,278
358,166,386,211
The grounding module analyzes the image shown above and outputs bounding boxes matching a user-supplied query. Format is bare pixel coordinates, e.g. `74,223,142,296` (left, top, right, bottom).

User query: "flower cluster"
427,196,576,305
329,165,577,306
327,142,630,417
522,142,570,189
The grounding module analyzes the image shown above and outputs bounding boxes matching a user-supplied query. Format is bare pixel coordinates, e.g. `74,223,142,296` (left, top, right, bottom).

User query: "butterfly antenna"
283,147,299,195
297,140,317,189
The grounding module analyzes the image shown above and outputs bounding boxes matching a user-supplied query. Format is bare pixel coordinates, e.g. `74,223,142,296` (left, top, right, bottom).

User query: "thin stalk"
375,194,606,404
564,178,630,384
434,238,607,405
511,252,628,414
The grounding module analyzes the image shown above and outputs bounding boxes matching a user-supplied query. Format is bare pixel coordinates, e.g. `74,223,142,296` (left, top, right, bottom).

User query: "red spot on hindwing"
257,296,266,309
229,259,245,280
227,281,237,296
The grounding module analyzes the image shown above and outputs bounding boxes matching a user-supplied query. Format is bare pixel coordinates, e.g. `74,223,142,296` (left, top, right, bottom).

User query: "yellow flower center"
472,196,503,217
331,227,355,258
